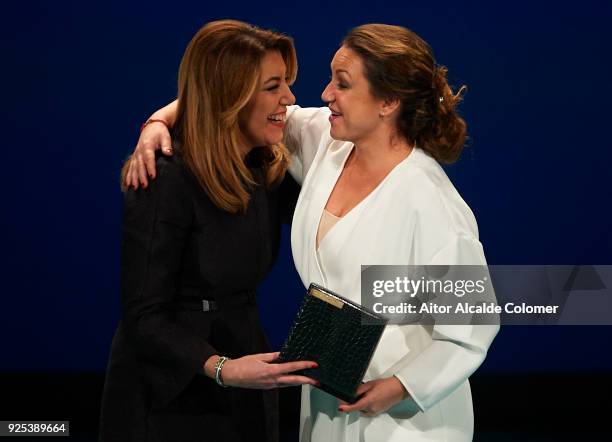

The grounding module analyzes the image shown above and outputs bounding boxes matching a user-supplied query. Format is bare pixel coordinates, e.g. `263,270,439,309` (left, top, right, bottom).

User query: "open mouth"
267,113,286,125
329,108,342,122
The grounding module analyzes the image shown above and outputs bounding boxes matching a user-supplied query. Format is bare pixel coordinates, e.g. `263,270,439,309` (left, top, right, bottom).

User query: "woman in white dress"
127,23,498,442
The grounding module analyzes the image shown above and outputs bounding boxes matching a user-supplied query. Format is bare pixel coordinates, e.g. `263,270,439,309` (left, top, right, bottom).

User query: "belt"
201,299,217,312
176,291,257,312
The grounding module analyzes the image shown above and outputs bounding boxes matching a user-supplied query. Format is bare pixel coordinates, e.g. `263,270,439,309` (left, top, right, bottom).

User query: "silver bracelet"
214,356,230,388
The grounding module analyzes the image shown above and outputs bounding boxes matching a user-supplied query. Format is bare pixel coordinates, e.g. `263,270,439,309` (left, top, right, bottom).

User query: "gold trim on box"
310,287,344,309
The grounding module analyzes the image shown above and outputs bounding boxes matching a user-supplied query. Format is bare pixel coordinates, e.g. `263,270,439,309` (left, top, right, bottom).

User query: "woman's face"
321,45,385,144
241,50,295,148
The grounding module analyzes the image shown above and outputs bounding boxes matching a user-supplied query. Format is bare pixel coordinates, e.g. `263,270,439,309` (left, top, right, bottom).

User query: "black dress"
100,151,299,442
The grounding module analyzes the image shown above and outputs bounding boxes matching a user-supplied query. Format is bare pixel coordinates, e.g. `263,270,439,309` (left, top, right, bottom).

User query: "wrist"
151,100,178,127
391,376,410,400
140,118,169,133
204,355,221,378
214,356,231,387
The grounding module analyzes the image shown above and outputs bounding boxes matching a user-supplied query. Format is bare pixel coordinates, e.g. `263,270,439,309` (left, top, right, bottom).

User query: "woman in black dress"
100,20,317,442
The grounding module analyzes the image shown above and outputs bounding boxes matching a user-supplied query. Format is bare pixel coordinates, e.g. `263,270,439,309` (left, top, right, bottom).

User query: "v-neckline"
314,143,414,253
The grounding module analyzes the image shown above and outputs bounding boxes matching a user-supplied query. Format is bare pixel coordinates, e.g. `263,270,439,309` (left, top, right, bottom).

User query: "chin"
264,137,283,146
265,132,284,146
329,127,346,141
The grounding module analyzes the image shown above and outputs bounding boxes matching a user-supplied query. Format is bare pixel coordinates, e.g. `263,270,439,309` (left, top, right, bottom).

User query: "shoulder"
123,154,194,224
391,150,449,208
399,148,448,188
148,153,197,197
392,148,479,238
155,153,189,182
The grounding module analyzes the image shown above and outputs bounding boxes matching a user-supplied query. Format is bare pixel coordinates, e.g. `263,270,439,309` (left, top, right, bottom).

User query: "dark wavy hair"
343,24,467,164
120,20,297,213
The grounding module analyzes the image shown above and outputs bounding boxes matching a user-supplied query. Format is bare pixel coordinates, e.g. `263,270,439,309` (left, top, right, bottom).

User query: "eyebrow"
263,76,282,85
334,69,351,78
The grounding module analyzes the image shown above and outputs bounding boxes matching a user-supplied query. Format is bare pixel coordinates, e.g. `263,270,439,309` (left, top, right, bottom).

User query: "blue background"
2,0,611,374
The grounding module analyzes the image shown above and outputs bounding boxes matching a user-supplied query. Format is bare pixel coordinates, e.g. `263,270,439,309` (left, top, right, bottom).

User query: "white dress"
285,106,499,442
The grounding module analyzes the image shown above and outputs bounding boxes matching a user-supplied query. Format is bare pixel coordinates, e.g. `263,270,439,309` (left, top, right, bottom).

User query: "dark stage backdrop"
1,0,611,376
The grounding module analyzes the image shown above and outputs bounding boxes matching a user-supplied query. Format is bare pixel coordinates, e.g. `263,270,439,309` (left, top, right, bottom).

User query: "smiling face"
321,46,386,144
241,50,296,148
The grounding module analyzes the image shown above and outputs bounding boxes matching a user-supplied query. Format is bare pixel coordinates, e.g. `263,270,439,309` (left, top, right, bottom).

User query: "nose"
280,83,296,106
321,82,334,104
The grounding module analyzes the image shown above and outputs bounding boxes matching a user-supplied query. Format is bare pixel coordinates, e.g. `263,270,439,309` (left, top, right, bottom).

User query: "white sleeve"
393,235,500,412
284,105,331,184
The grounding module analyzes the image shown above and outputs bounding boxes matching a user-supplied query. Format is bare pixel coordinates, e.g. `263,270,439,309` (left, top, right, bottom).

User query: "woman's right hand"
206,352,319,389
125,100,179,189
125,121,173,189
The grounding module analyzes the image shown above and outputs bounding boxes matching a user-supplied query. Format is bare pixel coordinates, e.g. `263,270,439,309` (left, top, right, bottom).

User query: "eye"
266,83,280,91
329,75,348,89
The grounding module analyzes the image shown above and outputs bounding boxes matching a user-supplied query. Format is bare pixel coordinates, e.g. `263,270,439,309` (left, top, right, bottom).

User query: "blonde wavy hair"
175,19,297,213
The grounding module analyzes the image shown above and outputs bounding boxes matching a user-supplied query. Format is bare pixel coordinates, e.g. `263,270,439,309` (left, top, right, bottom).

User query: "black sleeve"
278,172,301,224
120,157,217,409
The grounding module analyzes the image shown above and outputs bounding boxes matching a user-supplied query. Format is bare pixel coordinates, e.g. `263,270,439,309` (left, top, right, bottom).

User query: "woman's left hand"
338,376,408,417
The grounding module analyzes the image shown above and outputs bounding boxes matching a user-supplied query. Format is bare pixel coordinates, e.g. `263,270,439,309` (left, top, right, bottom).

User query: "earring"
379,112,385,119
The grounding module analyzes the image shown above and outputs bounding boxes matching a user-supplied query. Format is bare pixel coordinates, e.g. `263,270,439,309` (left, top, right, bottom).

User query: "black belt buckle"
202,299,218,312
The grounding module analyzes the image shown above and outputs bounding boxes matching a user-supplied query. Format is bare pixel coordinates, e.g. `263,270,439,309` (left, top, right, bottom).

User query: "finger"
124,160,133,188
272,360,318,375
339,396,369,413
136,154,149,188
143,149,157,179
161,134,173,156
355,382,375,396
128,160,139,189
276,375,320,387
131,166,140,189
131,158,141,187
257,352,281,363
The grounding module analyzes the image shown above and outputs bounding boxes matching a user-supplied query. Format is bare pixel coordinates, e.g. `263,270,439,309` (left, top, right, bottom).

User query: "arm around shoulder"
285,105,331,184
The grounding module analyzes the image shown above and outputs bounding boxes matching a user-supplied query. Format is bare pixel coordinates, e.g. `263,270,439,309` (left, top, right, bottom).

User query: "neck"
241,145,255,159
351,129,413,173
237,136,257,160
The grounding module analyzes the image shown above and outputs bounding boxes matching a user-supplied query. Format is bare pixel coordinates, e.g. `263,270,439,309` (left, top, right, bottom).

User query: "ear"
379,97,401,118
